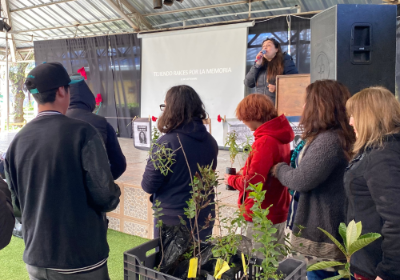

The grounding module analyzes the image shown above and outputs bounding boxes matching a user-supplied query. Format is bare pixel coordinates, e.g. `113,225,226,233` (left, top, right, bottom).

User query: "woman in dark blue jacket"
141,85,218,241
345,87,400,280
244,38,298,104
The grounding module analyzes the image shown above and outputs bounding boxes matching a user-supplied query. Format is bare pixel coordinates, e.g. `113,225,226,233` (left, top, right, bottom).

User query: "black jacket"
66,78,126,180
5,114,121,269
141,119,218,217
344,133,400,280
244,53,298,104
0,179,14,250
0,157,5,179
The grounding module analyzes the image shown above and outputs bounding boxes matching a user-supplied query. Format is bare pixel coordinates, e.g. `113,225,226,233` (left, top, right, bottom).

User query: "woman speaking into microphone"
244,38,298,104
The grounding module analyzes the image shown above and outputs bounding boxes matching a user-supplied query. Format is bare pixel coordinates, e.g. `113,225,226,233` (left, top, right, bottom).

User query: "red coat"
228,114,293,224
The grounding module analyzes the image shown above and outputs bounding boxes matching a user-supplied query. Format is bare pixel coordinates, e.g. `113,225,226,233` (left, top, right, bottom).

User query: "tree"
9,62,30,123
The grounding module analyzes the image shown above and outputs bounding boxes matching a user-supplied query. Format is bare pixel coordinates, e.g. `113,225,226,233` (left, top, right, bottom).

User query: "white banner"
140,23,252,146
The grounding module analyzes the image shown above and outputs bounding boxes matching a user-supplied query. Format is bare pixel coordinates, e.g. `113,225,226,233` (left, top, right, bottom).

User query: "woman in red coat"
224,94,293,251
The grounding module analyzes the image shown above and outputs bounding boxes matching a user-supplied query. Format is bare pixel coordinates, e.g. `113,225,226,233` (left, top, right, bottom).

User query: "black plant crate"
124,238,306,280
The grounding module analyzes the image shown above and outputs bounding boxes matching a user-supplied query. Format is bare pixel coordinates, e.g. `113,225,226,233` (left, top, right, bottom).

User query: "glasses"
160,104,165,111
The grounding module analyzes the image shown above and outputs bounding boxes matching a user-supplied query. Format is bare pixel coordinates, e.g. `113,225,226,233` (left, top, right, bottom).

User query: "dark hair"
236,94,277,123
301,80,355,160
261,38,284,85
30,85,69,104
157,85,207,133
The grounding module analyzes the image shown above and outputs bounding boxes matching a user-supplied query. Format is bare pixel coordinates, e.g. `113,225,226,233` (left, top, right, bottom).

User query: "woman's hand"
270,164,279,177
375,277,383,280
223,173,231,185
268,84,276,93
255,50,264,66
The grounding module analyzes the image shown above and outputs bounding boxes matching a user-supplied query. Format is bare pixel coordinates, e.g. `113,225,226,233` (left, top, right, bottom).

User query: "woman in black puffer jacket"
345,87,400,280
244,38,298,104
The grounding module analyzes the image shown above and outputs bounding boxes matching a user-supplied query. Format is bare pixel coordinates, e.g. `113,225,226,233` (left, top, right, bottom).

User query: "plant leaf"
338,270,351,276
346,220,358,249
359,232,381,239
348,233,381,255
323,275,348,280
339,222,347,249
307,261,345,271
356,221,362,239
318,228,347,256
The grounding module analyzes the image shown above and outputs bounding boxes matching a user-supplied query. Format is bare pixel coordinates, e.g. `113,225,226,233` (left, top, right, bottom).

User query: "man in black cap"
4,62,121,280
66,75,126,180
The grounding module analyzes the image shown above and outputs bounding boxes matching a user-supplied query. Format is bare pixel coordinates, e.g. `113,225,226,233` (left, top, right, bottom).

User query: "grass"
0,229,149,280
0,235,26,280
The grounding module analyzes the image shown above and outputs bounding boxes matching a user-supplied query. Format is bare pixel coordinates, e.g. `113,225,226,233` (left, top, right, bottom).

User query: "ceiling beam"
118,0,152,30
10,18,125,34
0,35,35,43
1,0,16,62
141,0,264,17
0,60,34,65
25,10,318,39
0,9,318,44
0,47,33,53
103,0,140,32
139,10,319,33
16,47,34,52
30,27,137,40
153,6,298,28
10,0,77,12
22,49,33,61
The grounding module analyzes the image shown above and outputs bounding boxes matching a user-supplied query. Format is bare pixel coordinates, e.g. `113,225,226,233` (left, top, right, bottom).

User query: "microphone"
255,50,266,62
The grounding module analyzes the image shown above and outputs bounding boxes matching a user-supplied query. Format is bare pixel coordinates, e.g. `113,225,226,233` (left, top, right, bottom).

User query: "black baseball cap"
25,62,81,94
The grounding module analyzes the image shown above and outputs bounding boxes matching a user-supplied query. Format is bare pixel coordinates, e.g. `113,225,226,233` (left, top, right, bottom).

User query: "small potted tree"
224,132,253,191
225,131,240,190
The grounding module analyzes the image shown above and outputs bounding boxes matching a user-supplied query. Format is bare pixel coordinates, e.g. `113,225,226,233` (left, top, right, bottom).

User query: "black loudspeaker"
310,4,396,95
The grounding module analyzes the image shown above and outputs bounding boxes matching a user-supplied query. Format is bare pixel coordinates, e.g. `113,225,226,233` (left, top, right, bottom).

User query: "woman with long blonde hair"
345,87,400,280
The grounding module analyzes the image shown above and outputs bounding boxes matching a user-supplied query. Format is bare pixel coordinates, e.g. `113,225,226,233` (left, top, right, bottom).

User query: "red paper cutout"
77,67,87,80
95,93,102,106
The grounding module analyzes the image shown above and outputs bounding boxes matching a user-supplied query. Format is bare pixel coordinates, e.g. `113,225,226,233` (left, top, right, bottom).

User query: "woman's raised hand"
255,50,265,66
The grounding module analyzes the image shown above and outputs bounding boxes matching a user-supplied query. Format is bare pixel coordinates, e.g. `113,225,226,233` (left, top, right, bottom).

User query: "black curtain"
246,16,311,95
34,39,72,73
109,34,141,138
34,34,141,137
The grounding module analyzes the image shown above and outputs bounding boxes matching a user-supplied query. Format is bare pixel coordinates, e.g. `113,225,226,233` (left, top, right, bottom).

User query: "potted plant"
124,135,305,280
124,179,306,280
224,131,253,191
307,220,381,280
224,130,239,190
